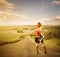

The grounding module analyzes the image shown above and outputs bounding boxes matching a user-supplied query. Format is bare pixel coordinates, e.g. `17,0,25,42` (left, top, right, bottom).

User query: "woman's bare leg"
36,43,39,54
42,44,47,54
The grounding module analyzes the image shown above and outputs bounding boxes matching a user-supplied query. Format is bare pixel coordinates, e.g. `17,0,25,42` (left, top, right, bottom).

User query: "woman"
34,22,47,54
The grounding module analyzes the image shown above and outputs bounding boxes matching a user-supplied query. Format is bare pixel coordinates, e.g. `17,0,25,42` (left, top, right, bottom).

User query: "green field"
0,25,60,48
45,39,60,49
0,26,25,45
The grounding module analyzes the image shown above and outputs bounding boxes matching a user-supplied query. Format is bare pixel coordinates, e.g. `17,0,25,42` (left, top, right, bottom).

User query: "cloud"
53,16,60,21
41,18,51,21
40,15,60,22
0,0,14,10
39,16,60,25
0,11,27,19
52,0,60,5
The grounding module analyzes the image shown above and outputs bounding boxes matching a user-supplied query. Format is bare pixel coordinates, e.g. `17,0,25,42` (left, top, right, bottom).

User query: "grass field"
0,25,60,49
45,39,60,49
0,26,25,45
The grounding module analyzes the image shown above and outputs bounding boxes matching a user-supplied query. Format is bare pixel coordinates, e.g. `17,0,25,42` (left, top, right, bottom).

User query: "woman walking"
34,22,47,54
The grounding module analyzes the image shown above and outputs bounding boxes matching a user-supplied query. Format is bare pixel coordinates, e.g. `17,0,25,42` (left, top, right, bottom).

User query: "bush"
17,30,24,33
43,30,60,40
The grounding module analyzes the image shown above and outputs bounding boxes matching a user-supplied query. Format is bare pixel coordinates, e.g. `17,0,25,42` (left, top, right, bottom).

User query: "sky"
0,0,60,25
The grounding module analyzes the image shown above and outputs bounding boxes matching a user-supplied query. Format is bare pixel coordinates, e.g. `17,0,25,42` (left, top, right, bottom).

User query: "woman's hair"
36,22,41,28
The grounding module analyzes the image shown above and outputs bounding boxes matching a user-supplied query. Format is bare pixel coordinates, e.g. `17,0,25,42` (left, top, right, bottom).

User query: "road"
0,36,60,57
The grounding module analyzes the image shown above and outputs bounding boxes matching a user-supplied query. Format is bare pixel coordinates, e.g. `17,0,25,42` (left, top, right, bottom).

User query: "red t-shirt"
34,28,41,36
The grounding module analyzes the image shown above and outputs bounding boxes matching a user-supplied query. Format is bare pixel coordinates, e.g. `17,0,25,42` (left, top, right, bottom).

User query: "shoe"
44,51,47,54
37,52,39,54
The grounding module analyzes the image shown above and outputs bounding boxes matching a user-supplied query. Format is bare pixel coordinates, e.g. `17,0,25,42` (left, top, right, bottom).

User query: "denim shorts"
35,36,44,44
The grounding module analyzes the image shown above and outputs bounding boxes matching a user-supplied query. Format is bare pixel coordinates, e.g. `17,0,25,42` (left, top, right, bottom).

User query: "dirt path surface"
0,36,60,57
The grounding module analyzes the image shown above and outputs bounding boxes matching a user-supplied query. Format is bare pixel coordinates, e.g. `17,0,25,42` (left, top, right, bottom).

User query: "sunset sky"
0,0,60,25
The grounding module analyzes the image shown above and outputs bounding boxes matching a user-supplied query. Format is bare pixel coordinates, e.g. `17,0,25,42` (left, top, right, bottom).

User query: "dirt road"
0,36,60,57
